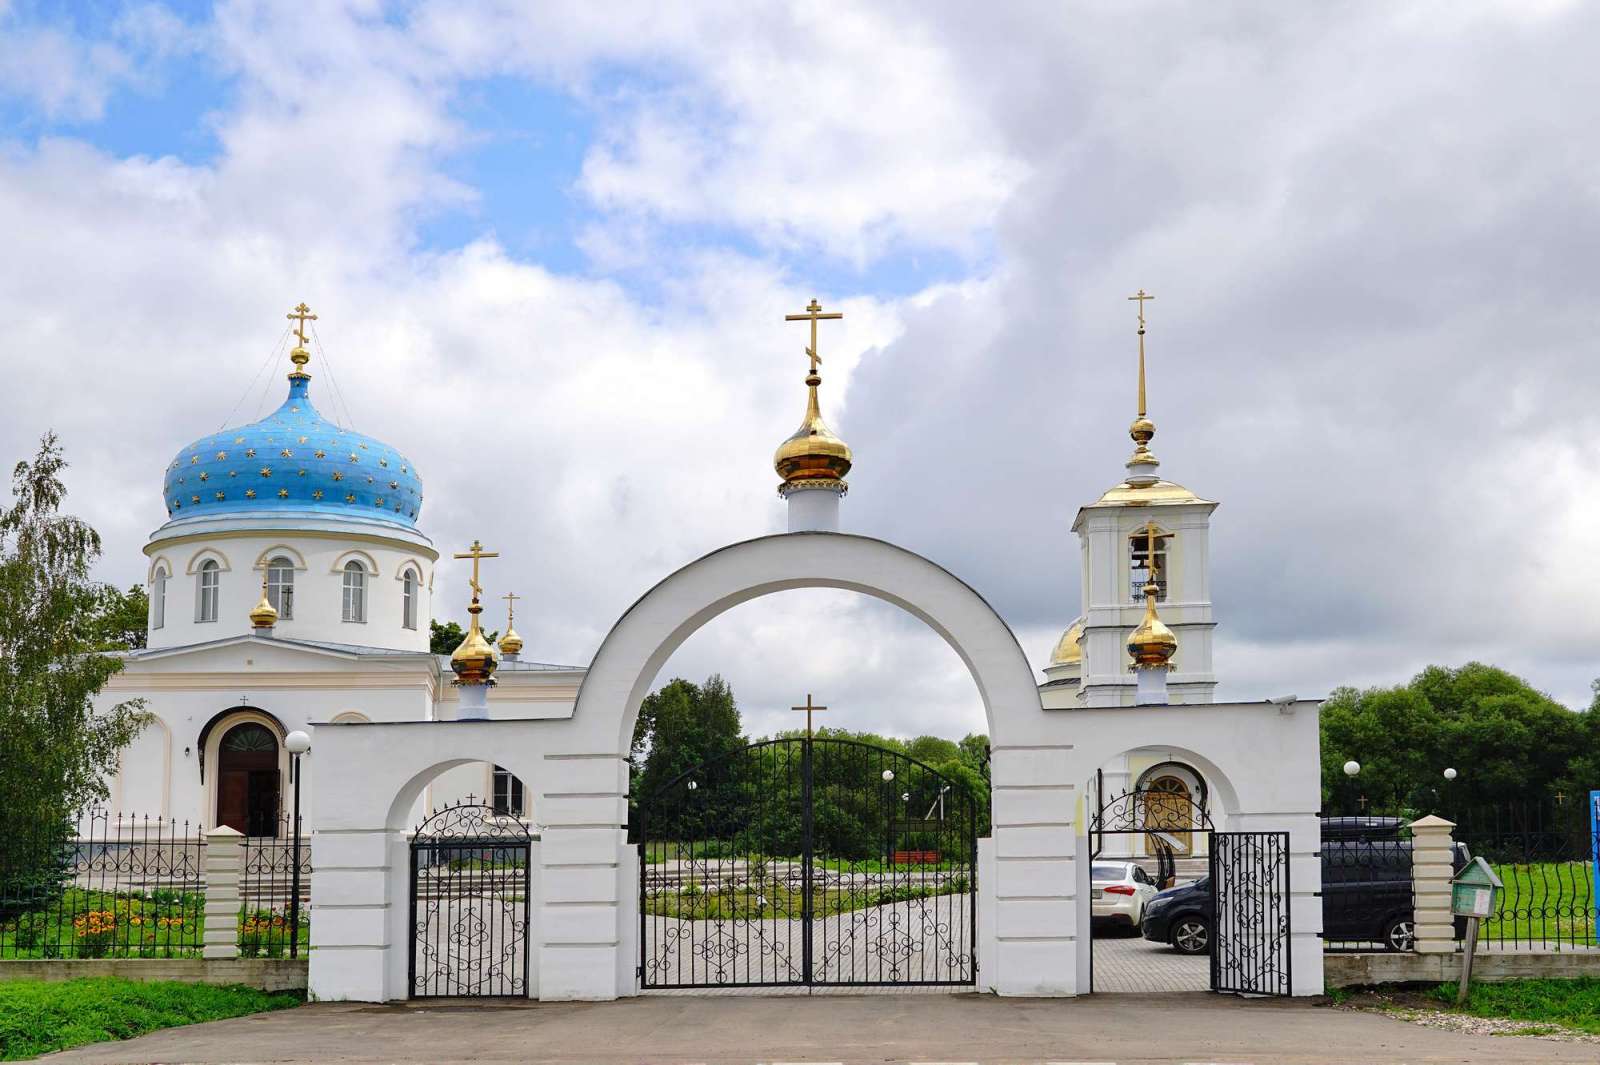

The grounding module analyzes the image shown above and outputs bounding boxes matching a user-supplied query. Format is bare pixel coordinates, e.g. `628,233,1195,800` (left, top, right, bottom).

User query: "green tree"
79,583,150,651
630,675,745,837
429,618,495,655
0,435,148,913
1320,663,1587,814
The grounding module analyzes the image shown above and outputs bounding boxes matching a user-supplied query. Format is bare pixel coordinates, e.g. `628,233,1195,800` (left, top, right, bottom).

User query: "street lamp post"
284,730,311,959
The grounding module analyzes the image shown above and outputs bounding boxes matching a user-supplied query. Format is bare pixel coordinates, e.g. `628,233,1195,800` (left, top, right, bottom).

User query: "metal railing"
0,809,205,959
1448,799,1598,952
237,813,311,958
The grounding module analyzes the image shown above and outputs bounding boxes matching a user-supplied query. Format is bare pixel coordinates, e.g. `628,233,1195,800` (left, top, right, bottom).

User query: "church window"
342,561,367,623
402,568,419,630
492,766,525,817
1129,528,1170,602
266,557,295,619
151,566,167,629
197,560,220,622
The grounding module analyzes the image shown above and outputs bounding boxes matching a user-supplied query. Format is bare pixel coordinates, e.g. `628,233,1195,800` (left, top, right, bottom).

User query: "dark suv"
1140,833,1469,955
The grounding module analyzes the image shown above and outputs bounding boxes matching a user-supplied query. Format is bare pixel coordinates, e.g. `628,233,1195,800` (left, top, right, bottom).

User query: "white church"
95,297,1322,1000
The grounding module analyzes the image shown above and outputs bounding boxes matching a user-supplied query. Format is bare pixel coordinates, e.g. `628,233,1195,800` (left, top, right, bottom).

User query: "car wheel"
1171,915,1210,955
1382,915,1415,952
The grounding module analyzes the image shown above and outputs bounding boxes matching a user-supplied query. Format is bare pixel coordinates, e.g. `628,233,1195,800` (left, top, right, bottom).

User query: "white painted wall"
144,518,438,652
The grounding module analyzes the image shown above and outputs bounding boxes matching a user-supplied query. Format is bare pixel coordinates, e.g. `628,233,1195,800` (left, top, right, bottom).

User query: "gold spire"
1127,520,1176,667
498,591,523,656
1124,289,1159,485
249,573,278,629
287,302,317,379
774,299,852,496
449,540,500,685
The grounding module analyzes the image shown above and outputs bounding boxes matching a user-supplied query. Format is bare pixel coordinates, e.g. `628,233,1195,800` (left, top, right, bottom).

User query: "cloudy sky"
3,1,1596,741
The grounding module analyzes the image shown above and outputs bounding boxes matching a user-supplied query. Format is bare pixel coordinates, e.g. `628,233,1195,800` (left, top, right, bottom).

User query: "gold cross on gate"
785,298,843,376
287,302,318,346
502,590,521,623
453,539,498,599
1357,795,1369,811
1555,790,1566,805
791,693,828,737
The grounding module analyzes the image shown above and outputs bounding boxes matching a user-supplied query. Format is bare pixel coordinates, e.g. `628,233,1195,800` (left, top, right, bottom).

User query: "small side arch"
330,710,372,724
185,547,231,574
253,544,309,571
146,555,175,584
331,548,380,576
392,557,428,582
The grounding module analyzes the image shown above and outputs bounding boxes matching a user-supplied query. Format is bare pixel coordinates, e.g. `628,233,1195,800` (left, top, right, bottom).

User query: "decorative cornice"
777,477,848,498
147,526,440,562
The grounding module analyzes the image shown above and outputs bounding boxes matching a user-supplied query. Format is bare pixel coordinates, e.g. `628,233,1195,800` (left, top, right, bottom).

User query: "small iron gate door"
409,802,532,998
1210,831,1291,996
636,736,978,989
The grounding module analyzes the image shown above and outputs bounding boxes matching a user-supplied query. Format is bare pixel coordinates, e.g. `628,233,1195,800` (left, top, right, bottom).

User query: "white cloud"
2,0,1598,748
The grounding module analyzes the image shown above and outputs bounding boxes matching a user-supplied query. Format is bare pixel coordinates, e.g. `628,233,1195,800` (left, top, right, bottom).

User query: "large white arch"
573,532,1046,753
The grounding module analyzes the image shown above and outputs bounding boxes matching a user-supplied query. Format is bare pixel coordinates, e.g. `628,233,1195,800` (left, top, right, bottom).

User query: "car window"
1133,867,1150,884
1091,863,1125,880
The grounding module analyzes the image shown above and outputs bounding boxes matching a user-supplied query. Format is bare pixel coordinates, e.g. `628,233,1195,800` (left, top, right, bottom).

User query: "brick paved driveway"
1093,927,1209,992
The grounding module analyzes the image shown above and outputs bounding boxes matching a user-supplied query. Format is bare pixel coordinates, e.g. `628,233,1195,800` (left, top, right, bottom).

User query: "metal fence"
1318,822,1416,953
0,809,205,959
1448,799,1599,952
238,813,311,958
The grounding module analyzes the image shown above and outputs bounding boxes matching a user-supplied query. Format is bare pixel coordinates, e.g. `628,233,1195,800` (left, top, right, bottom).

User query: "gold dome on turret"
1127,520,1177,668
775,299,851,496
448,540,500,686
248,579,278,629
1050,618,1084,666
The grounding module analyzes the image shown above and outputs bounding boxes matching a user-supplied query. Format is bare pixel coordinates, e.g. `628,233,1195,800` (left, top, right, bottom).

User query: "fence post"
203,826,244,959
1409,814,1456,954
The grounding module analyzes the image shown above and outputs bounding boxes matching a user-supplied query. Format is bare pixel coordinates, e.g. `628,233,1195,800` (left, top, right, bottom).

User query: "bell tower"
1070,291,1217,707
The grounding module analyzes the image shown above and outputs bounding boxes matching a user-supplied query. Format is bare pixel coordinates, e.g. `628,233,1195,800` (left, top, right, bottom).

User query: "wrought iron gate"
1209,831,1291,996
636,736,978,988
409,802,532,998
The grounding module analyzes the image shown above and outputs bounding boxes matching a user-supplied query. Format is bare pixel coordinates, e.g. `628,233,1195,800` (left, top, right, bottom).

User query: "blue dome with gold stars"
161,367,422,531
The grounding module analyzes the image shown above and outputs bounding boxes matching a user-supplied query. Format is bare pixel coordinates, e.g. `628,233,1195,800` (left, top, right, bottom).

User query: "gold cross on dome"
287,303,318,346
453,539,498,600
502,590,521,624
1127,289,1154,418
791,692,828,737
785,298,843,376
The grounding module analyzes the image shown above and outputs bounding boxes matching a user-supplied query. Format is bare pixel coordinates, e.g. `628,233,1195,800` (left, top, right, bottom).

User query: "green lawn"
0,977,301,1061
1433,977,1600,1035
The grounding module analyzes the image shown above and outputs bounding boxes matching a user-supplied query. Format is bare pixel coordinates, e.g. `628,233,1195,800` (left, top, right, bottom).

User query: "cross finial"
452,539,499,602
1141,519,1162,595
785,298,844,378
791,692,828,738
287,302,317,347
501,591,521,624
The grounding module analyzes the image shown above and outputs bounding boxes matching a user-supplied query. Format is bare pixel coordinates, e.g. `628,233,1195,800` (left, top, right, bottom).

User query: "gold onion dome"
249,579,278,628
774,373,852,495
1127,581,1177,668
498,625,523,656
1050,618,1084,666
450,608,499,685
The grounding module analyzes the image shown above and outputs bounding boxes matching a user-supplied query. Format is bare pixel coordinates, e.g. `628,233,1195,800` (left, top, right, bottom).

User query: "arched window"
151,566,167,630
197,560,220,623
401,567,418,630
266,557,295,620
1129,528,1170,602
342,561,367,623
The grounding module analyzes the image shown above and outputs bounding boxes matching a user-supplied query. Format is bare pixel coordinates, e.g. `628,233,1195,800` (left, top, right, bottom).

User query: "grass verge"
0,977,301,1061
1434,976,1600,1035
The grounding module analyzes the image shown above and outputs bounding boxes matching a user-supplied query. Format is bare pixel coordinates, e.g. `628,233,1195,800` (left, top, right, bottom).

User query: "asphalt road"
39,991,1597,1064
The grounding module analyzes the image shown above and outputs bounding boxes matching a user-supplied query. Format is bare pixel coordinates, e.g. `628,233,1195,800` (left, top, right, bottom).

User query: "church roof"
122,633,584,672
1083,478,1213,510
158,373,422,533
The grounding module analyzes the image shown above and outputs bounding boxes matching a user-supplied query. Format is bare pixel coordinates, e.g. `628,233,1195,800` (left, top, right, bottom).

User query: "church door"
216,723,281,836
1142,775,1194,855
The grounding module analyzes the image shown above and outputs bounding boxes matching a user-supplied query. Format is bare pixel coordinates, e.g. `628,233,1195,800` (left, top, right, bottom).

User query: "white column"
457,683,489,721
1410,815,1457,955
203,826,243,959
786,487,840,532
